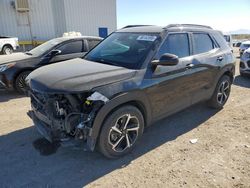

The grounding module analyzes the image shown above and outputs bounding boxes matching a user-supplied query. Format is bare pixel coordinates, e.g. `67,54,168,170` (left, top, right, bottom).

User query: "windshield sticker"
137,35,157,42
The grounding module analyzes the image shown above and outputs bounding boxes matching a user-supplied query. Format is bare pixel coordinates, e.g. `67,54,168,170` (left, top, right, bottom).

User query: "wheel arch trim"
1,44,14,51
88,90,152,150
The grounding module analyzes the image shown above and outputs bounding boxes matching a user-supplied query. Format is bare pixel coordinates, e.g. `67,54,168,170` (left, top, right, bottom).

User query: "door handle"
217,56,224,61
186,63,194,69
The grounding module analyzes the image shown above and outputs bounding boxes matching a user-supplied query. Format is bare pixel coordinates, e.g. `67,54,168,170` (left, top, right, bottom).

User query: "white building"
0,0,117,43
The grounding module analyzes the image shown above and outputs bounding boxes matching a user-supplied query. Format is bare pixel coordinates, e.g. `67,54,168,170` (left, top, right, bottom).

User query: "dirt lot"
0,52,250,188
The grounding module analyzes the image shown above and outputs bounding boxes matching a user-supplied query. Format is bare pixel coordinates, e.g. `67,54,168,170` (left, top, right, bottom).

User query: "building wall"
0,0,117,41
28,0,56,40
0,0,55,41
64,0,117,36
51,0,67,37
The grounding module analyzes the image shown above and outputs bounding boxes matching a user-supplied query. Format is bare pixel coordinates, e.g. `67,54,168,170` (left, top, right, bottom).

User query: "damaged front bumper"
28,90,108,151
0,74,8,90
27,110,54,142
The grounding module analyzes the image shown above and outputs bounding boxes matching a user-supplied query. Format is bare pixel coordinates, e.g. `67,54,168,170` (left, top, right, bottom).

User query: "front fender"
87,90,152,150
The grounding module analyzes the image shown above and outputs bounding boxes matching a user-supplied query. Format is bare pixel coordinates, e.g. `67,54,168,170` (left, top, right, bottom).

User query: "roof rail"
122,25,153,29
164,24,212,29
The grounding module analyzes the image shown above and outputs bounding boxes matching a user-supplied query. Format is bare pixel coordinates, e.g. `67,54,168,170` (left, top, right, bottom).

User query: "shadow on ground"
0,103,218,188
0,90,26,102
233,75,250,88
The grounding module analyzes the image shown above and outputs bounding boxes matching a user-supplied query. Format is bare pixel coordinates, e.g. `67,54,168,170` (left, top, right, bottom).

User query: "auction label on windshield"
137,35,157,42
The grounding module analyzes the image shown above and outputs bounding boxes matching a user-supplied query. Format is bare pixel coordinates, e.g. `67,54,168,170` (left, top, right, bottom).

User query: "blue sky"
117,0,250,33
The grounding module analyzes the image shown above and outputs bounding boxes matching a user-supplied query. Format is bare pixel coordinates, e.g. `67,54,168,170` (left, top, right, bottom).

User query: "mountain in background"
228,29,250,35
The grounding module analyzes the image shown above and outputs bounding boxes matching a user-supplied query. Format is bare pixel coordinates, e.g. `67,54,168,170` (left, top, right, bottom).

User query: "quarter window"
157,33,190,58
57,41,83,55
88,40,101,50
193,33,214,54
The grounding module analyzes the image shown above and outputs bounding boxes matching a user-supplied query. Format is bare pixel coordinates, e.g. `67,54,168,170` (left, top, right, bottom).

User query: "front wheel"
98,105,144,158
207,75,231,109
2,46,13,55
15,71,31,94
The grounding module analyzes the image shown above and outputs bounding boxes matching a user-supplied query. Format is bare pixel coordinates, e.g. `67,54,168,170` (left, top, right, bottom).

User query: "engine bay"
28,90,108,145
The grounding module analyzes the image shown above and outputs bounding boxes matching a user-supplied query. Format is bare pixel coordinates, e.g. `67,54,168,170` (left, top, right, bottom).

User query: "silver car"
240,48,250,76
239,41,250,57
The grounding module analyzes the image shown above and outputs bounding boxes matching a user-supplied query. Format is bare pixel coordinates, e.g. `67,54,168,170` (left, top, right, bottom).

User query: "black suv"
27,24,235,158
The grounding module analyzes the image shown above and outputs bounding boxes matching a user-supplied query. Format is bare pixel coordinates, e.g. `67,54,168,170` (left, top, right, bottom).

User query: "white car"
240,48,250,76
0,36,19,55
239,41,250,57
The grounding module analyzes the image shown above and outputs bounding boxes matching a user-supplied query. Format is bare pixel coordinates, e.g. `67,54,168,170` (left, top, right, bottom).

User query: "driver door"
146,32,193,119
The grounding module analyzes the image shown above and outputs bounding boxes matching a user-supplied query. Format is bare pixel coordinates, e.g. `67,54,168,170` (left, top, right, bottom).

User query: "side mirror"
152,53,179,66
49,49,61,57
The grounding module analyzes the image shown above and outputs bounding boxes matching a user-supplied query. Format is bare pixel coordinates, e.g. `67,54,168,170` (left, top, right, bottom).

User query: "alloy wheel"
17,73,29,92
108,114,140,152
217,80,230,105
5,48,12,55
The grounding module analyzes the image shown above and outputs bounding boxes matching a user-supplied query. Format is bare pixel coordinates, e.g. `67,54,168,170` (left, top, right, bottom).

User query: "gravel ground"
0,52,249,188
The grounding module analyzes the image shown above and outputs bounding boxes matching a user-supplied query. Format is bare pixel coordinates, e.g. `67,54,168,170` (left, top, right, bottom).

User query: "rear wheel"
98,105,144,158
15,71,31,94
208,75,231,109
2,45,13,55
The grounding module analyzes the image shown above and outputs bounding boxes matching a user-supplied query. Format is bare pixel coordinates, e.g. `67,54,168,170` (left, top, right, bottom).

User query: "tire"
14,71,31,94
2,45,13,55
207,75,231,109
98,105,144,158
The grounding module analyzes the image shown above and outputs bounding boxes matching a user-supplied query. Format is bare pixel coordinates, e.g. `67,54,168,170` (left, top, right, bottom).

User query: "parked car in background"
239,41,250,57
223,34,233,48
27,24,235,158
0,36,102,93
0,36,19,55
234,41,242,47
240,48,250,76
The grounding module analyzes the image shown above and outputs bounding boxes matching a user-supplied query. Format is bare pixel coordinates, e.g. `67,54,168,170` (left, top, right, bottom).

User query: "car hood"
27,58,137,93
246,48,250,53
0,52,33,65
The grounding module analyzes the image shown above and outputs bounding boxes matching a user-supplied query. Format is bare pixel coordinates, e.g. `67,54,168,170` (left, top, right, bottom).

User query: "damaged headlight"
246,52,250,59
87,92,109,103
0,63,15,72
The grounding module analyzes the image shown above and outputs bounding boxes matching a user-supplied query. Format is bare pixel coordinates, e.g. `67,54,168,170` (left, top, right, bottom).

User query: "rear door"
188,32,223,104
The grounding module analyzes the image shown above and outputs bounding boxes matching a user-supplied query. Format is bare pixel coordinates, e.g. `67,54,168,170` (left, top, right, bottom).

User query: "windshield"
243,44,250,48
28,38,63,56
85,32,159,69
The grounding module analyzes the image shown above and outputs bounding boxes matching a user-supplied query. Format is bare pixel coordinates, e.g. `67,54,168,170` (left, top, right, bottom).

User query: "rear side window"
157,33,190,58
57,40,83,55
193,33,214,54
88,39,101,50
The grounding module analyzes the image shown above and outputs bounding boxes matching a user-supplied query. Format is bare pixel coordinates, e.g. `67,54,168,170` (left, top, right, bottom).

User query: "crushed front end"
27,90,108,150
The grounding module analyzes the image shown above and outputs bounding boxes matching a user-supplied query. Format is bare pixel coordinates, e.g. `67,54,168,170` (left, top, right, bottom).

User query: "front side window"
193,33,214,54
157,33,190,59
28,38,63,56
57,40,83,55
85,32,159,69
